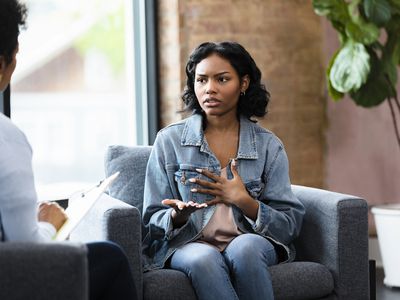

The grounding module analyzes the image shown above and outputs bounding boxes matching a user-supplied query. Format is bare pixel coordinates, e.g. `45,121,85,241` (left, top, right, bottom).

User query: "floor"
376,267,400,300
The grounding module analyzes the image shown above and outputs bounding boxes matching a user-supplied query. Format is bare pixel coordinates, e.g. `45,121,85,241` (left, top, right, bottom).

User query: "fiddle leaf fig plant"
313,0,400,146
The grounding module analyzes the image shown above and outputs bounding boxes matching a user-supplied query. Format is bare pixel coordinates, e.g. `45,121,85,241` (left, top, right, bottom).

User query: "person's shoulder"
249,120,281,139
157,117,191,138
0,114,28,146
0,114,32,164
249,120,285,149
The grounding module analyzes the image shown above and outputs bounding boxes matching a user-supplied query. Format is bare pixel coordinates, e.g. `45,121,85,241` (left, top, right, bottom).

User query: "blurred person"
0,0,138,299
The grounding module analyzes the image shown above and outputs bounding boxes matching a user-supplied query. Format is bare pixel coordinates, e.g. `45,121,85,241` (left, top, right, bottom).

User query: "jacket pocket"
174,164,213,203
244,178,265,199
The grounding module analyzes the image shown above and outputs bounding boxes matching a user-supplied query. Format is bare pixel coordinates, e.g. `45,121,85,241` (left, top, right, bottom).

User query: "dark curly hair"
0,0,27,65
182,41,270,119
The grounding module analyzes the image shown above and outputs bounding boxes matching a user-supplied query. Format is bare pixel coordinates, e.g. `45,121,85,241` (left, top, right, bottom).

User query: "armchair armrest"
292,185,369,300
70,193,143,300
0,242,88,300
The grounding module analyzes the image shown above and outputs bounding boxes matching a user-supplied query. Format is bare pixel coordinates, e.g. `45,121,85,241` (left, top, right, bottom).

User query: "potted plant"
312,0,400,143
312,0,400,288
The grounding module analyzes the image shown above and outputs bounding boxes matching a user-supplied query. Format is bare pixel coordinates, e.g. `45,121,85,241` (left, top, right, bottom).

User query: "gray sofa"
100,145,370,300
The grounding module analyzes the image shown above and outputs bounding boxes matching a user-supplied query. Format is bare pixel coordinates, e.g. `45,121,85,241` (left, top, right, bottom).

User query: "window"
11,0,136,200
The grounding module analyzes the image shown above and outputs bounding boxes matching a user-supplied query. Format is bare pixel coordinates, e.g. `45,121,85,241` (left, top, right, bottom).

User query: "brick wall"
157,0,326,187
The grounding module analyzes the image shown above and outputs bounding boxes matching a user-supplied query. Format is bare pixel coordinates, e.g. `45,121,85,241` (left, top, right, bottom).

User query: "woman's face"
0,45,18,92
194,53,248,118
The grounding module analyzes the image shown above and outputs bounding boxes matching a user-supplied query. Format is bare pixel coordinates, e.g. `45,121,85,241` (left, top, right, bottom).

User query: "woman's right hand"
38,202,68,231
162,199,207,227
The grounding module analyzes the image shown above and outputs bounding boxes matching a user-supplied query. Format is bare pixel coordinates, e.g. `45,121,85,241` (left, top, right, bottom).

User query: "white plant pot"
371,204,400,287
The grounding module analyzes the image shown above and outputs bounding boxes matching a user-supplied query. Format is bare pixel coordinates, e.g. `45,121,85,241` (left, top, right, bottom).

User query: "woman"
142,41,305,300
0,1,137,299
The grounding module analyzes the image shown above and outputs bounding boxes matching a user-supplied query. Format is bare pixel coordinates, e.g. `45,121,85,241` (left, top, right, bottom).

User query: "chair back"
105,145,152,213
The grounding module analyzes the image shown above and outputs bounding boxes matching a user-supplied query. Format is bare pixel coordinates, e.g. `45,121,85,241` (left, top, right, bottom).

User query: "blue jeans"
170,233,277,300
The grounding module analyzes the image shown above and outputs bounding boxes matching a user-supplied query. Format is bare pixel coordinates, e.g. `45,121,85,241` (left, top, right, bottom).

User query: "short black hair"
0,0,27,64
181,41,270,119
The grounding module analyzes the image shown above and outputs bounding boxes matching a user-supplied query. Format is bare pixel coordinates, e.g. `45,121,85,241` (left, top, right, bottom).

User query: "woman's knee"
172,243,225,274
224,234,277,266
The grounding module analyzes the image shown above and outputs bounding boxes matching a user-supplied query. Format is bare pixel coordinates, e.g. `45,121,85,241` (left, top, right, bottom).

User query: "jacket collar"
181,114,258,159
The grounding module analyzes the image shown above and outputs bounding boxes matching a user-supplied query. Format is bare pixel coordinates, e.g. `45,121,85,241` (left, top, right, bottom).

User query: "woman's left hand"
190,159,251,207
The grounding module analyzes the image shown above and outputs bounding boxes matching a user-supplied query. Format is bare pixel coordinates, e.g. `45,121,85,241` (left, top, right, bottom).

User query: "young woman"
142,41,305,300
0,1,137,299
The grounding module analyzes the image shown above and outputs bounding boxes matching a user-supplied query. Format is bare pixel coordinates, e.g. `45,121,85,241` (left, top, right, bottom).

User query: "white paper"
54,172,119,241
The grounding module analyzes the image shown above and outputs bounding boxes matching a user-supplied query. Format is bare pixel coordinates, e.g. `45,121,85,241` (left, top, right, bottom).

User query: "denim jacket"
142,114,305,271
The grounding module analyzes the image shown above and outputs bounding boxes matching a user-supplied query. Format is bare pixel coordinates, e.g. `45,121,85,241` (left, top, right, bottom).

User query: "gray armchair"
102,145,370,300
0,242,88,300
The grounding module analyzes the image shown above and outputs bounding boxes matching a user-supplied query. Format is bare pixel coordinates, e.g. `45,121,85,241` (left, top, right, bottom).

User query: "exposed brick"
157,0,326,188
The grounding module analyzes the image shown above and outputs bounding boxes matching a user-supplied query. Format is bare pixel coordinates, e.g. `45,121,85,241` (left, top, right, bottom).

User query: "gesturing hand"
162,199,207,227
190,159,251,207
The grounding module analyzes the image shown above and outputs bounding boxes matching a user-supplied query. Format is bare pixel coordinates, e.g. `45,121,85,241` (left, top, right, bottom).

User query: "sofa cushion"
143,262,333,300
270,261,334,300
105,145,152,213
143,269,197,300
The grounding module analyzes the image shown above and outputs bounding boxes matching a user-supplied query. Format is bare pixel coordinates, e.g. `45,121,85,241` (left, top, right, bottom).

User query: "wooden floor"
376,268,400,300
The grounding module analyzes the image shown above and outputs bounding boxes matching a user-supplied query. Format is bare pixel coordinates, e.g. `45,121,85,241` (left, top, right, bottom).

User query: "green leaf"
312,0,336,16
364,0,392,26
328,79,345,100
326,50,345,100
386,62,398,86
329,41,371,93
345,20,380,44
345,1,380,44
313,0,350,38
350,77,389,107
382,32,399,84
388,1,400,16
397,41,400,64
350,51,392,107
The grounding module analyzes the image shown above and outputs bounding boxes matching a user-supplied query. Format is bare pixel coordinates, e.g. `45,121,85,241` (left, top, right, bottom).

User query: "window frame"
132,0,159,145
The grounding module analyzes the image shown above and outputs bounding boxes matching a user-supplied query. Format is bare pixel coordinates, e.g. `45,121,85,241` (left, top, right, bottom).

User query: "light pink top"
198,167,242,251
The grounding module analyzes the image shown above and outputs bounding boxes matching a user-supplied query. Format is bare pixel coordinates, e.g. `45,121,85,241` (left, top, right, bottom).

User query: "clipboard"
54,171,120,241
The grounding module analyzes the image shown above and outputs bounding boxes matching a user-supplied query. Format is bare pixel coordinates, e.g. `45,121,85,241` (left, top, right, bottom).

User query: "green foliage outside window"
75,6,126,75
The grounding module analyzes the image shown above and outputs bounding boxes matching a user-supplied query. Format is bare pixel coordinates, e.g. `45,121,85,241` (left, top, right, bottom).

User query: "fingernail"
188,178,196,183
191,188,197,192
196,168,203,173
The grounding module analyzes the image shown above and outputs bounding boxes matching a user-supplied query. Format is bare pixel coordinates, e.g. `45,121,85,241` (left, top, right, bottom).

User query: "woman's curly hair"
0,0,27,64
181,41,270,119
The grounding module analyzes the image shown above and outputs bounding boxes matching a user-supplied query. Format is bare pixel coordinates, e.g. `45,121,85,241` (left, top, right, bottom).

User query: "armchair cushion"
270,262,333,300
142,262,333,300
